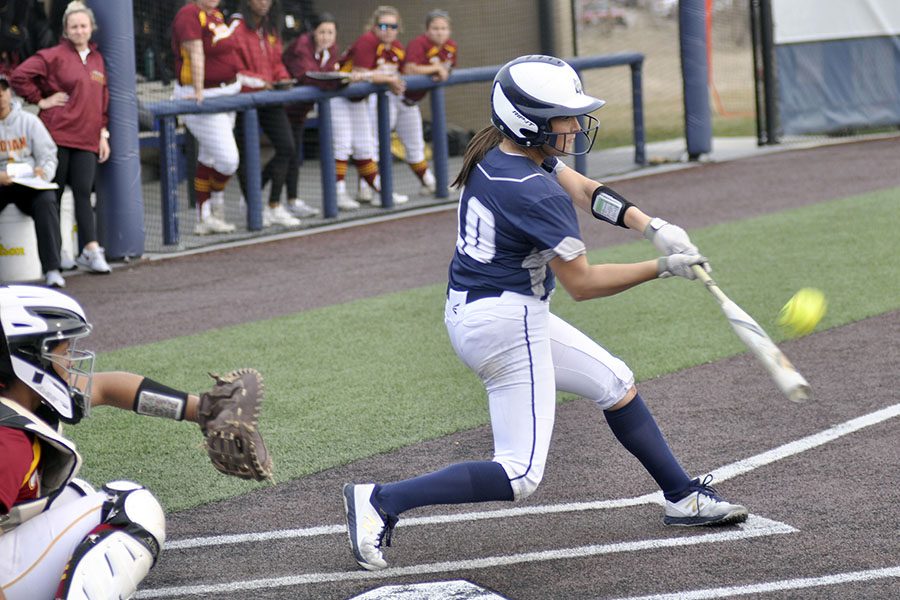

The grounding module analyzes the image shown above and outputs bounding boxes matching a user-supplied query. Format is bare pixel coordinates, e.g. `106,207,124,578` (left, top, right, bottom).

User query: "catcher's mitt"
198,369,274,481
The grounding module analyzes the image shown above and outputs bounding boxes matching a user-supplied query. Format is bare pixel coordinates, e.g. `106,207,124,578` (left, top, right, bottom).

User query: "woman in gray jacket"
0,74,65,288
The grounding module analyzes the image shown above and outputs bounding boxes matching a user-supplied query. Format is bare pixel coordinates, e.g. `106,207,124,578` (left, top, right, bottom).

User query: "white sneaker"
45,269,66,288
60,251,77,271
261,205,273,227
342,483,397,571
193,214,236,235
75,246,112,274
370,192,409,208
266,204,301,227
287,198,317,218
357,179,374,203
336,181,360,211
211,196,227,222
421,169,436,195
664,475,748,526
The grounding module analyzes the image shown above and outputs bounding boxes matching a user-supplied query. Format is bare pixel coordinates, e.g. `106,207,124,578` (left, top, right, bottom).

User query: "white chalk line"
136,516,795,598
166,402,900,551
136,402,900,598
606,566,900,600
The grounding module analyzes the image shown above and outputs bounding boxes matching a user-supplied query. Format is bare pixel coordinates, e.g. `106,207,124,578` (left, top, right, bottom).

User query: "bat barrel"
697,266,813,404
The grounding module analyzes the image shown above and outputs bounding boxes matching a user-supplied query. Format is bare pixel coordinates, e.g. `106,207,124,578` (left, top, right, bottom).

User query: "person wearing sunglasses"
337,5,410,207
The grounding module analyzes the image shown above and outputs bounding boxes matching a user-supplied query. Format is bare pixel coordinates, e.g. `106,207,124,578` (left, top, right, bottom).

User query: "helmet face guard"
544,114,601,156
40,328,95,419
490,55,606,155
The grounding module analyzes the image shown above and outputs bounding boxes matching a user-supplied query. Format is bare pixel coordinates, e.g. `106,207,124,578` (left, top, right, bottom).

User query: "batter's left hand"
657,253,708,280
643,218,710,272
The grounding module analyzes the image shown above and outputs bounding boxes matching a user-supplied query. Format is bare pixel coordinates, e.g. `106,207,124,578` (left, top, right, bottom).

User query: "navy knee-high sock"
374,461,514,517
604,393,692,501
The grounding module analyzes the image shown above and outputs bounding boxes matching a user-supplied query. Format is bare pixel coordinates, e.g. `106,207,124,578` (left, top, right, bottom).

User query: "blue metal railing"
146,53,645,246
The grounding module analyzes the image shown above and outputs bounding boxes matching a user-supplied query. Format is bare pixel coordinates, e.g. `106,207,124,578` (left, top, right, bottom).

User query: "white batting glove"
644,217,710,272
657,253,708,280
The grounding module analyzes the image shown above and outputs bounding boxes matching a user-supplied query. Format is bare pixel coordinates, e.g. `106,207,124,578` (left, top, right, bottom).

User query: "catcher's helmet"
0,285,95,423
490,55,605,154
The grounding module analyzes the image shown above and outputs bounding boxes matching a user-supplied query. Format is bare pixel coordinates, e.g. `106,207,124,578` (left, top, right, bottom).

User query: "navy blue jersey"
449,147,586,298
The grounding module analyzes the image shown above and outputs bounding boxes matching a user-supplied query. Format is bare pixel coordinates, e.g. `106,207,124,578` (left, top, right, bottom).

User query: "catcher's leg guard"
66,478,97,496
55,481,166,600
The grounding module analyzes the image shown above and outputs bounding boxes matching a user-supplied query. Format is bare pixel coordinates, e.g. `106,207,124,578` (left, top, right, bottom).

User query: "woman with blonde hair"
336,5,409,208
11,1,112,273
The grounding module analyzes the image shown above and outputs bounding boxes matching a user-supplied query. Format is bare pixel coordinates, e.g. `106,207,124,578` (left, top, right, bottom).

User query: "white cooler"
0,204,42,283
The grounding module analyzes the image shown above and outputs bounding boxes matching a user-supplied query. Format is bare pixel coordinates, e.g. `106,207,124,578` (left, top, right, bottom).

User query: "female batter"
343,55,748,572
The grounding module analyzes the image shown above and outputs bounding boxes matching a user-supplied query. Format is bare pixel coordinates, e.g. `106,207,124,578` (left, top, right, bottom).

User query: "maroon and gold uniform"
340,30,405,75
403,34,457,104
0,426,40,512
172,3,240,88
171,2,242,233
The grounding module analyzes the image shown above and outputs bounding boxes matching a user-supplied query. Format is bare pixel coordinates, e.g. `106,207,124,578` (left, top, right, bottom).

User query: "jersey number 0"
457,196,496,264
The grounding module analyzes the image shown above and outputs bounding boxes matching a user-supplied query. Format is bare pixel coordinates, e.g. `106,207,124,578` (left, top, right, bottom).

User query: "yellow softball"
778,288,827,336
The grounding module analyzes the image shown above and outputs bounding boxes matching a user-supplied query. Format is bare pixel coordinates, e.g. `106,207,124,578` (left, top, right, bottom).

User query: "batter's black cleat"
342,483,398,570
664,475,749,526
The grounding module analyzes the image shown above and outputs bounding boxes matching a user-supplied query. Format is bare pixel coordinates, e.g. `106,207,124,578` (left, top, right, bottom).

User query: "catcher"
0,285,272,600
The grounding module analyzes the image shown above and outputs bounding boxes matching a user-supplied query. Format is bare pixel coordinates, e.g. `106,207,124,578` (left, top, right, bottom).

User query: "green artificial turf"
68,187,900,511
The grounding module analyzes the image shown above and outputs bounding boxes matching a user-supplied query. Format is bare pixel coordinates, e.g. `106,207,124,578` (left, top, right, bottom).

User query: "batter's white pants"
174,82,241,175
445,290,634,500
332,96,376,162
0,485,104,600
368,93,427,164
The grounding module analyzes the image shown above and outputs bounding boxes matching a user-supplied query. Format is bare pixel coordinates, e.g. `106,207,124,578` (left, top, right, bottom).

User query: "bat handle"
692,264,730,305
692,264,714,285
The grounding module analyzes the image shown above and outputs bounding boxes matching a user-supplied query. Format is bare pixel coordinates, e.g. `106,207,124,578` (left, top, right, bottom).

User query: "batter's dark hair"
452,126,503,188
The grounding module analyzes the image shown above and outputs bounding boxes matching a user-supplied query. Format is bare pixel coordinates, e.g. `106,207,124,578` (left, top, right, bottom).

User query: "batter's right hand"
657,253,708,280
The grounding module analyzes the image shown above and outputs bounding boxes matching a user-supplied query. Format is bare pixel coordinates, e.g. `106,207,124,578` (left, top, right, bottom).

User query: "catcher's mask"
490,54,605,155
0,285,95,424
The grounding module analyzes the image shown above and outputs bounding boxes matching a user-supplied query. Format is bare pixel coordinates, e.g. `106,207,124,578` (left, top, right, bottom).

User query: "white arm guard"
56,481,166,600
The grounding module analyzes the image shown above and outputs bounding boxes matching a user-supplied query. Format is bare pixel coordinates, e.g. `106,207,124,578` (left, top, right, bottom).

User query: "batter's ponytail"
452,126,503,188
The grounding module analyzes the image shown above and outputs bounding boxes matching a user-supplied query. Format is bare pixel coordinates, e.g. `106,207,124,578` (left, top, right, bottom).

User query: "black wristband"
133,377,189,420
590,185,634,228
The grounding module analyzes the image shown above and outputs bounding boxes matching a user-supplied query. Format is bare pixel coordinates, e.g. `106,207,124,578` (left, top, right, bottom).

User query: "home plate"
351,579,508,599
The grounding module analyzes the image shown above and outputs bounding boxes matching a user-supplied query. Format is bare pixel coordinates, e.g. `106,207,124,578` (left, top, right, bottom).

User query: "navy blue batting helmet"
490,55,605,153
